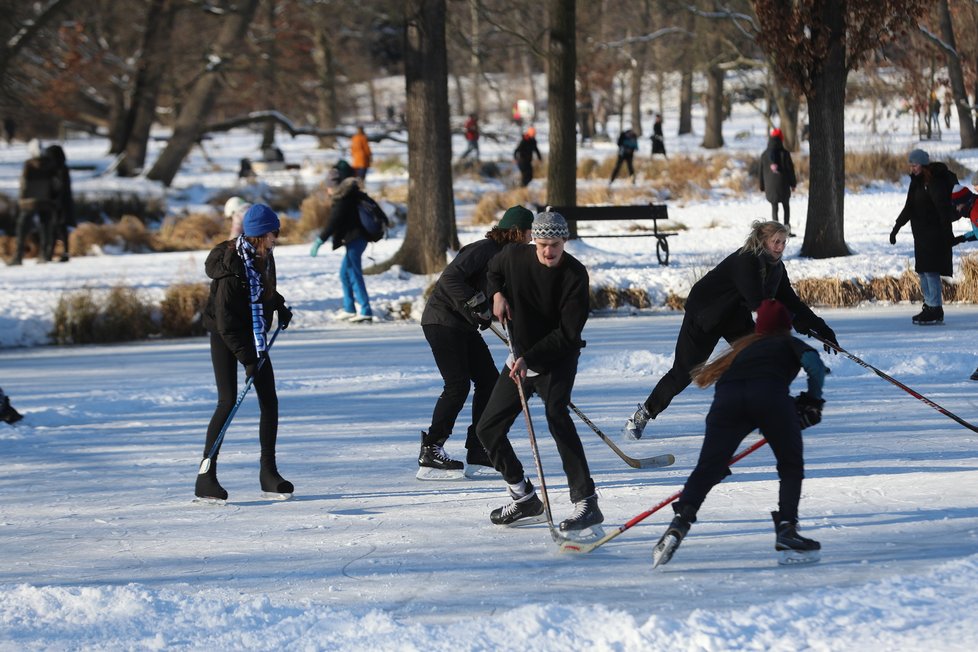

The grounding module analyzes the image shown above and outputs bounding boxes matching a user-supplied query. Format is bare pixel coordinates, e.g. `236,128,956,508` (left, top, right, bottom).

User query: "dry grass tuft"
472,188,539,225
156,213,225,251
51,285,156,344
297,190,331,236
160,282,210,337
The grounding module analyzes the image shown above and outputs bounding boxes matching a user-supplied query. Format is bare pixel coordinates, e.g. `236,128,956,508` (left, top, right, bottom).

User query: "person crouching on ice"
652,299,827,568
475,211,603,533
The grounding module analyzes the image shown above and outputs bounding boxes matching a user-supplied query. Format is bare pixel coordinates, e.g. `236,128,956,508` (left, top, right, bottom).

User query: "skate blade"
778,549,821,566
463,464,500,479
652,534,680,568
261,492,293,501
416,466,465,481
557,525,606,543
192,497,227,506
501,513,548,528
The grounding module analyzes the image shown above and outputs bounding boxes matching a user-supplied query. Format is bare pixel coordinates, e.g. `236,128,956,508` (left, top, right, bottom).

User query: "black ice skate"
916,305,944,325
623,403,652,440
772,511,821,565
463,445,499,479
417,434,465,481
652,508,694,568
490,479,545,526
559,494,604,536
194,459,228,504
260,458,294,500
0,388,23,424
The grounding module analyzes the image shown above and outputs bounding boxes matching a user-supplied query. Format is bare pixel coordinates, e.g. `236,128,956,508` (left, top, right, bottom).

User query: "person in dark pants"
652,299,826,567
759,128,797,232
651,114,667,158
196,204,294,501
11,140,56,265
418,206,534,479
609,127,638,185
44,145,75,262
476,211,602,533
624,220,838,440
513,127,542,187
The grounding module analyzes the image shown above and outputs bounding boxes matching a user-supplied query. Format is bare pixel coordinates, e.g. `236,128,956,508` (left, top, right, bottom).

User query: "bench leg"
656,237,670,266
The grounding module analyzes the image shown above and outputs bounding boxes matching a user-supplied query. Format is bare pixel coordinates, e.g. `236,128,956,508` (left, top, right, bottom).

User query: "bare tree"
925,0,978,148
546,0,576,208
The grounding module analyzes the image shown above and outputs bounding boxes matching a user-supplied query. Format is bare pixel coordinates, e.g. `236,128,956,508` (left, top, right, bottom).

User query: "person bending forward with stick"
475,211,603,532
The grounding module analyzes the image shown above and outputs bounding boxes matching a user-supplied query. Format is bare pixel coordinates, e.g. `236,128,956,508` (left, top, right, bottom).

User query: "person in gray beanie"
475,210,603,533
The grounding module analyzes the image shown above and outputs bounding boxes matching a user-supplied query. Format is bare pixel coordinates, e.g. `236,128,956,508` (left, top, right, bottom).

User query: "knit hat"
525,126,536,138
498,205,534,230
755,299,792,335
242,204,280,237
532,211,569,240
908,149,930,166
952,184,972,203
327,159,355,188
770,127,783,140
224,196,251,218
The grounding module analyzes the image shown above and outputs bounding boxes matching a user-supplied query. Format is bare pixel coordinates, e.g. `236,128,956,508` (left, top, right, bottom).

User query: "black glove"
808,323,839,355
889,228,898,245
952,235,967,246
278,304,293,329
464,291,492,329
795,391,825,429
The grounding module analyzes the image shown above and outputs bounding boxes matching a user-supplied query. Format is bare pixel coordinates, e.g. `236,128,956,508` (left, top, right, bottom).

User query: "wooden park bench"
546,203,676,265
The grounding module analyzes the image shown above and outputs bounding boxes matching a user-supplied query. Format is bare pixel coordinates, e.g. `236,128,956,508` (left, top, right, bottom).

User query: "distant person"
196,204,294,502
949,184,978,379
0,386,24,424
44,144,75,262
609,127,638,185
350,125,372,182
3,117,14,144
929,93,941,135
418,206,535,480
513,127,541,187
223,196,251,239
651,113,667,158
309,163,374,322
889,148,956,326
238,158,255,183
944,89,953,129
511,102,523,129
759,128,797,233
652,299,826,568
623,220,838,440
11,139,57,265
461,113,480,161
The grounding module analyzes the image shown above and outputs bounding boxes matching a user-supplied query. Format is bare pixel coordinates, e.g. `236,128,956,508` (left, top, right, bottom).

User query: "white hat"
224,196,251,218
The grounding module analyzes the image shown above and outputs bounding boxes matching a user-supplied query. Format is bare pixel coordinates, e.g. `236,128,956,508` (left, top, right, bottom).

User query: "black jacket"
318,177,368,249
894,162,956,276
759,136,796,204
422,238,502,331
514,137,541,166
202,241,286,365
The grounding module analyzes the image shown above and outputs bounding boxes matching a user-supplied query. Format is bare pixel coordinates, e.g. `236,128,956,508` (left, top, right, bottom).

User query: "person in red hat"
759,127,797,233
651,298,827,568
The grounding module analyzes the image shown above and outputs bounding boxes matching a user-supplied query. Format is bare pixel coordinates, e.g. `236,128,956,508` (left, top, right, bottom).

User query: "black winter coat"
421,238,502,331
318,177,368,249
759,136,796,204
202,241,286,366
894,162,956,276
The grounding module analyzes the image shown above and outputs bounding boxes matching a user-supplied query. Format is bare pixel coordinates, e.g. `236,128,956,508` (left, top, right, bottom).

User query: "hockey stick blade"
569,402,674,469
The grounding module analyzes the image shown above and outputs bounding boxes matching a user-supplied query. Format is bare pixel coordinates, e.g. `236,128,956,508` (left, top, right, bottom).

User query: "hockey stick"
488,323,673,470
504,329,562,542
199,326,282,475
809,333,978,434
559,436,769,554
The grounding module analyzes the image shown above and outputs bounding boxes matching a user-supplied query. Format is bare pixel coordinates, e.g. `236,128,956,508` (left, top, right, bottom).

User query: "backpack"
357,196,390,242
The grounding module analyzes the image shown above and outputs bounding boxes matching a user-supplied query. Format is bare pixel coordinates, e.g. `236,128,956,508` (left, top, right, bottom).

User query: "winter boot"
195,459,228,501
623,403,652,440
772,511,821,565
0,389,24,424
490,478,545,526
911,304,930,324
652,505,696,568
917,305,944,325
559,494,604,532
260,457,294,496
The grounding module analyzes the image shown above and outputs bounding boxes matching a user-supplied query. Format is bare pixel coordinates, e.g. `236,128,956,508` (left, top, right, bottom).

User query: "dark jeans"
643,310,753,418
204,332,278,462
15,209,53,262
676,378,805,522
610,154,634,182
476,355,595,503
770,200,790,227
518,161,534,187
423,323,499,450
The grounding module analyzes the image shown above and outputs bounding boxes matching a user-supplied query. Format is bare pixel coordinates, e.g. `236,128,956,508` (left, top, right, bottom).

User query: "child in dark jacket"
652,299,827,568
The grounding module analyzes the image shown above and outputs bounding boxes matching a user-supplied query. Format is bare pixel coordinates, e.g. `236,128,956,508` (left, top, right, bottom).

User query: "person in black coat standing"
196,204,293,501
651,113,667,158
610,127,638,185
44,145,75,262
889,148,956,325
759,128,797,232
513,127,542,187
623,220,838,440
418,206,534,479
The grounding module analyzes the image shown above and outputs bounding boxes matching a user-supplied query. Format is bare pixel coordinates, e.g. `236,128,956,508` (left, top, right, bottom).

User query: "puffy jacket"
894,162,956,276
317,177,368,249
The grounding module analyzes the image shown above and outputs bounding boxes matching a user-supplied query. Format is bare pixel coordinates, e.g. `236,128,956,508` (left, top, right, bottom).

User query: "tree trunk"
678,69,692,135
701,64,724,149
380,0,455,275
469,0,482,118
146,0,261,186
800,0,850,259
259,0,278,151
546,0,576,208
773,82,800,152
312,5,339,149
937,0,977,148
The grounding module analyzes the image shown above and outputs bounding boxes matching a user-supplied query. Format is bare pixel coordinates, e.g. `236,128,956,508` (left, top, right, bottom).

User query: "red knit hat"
755,299,792,335
770,128,783,140
952,184,972,203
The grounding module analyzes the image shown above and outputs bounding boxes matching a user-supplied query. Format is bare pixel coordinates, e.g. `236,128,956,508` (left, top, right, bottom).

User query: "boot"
911,304,929,324
490,478,545,525
559,494,604,532
652,504,696,568
917,305,943,325
195,459,228,501
260,457,294,495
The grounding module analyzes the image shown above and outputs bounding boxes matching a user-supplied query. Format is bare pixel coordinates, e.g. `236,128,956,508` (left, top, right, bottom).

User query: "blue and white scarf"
236,235,268,354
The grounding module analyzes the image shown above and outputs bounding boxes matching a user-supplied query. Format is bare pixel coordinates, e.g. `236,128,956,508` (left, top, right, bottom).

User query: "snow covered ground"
3,94,978,649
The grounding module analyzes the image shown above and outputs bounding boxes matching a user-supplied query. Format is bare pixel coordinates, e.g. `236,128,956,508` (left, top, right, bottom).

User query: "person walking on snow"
514,127,542,187
889,148,956,326
759,128,797,233
350,125,372,182
461,113,480,160
652,299,826,568
623,220,838,440
196,204,294,501
609,127,638,185
418,206,535,479
476,211,603,533
650,113,667,158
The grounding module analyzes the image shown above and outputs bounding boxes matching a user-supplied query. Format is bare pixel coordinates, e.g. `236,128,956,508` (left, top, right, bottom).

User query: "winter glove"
277,304,293,329
889,228,898,245
795,391,825,429
464,291,492,329
310,237,324,257
952,235,967,246
807,323,839,355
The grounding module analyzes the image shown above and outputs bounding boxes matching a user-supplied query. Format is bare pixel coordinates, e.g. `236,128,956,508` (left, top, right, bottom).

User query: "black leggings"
203,332,278,461
770,200,790,227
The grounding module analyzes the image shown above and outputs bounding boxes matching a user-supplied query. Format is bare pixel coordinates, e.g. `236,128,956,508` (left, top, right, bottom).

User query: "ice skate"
194,459,228,504
773,511,821,566
417,436,465,481
490,479,545,526
623,403,652,440
463,445,499,479
652,509,694,568
260,458,294,500
559,494,604,533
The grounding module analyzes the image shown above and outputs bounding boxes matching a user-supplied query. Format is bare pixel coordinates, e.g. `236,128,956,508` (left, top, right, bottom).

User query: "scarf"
236,235,268,354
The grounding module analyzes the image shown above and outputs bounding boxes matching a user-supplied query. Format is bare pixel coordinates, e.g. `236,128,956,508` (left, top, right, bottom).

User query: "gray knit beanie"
532,211,569,240
908,149,930,166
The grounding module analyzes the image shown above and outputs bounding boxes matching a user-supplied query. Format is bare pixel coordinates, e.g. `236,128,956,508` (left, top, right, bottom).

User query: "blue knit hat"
242,204,280,236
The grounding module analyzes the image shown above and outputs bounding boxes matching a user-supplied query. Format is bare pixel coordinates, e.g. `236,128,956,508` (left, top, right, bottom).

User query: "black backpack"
357,195,390,242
